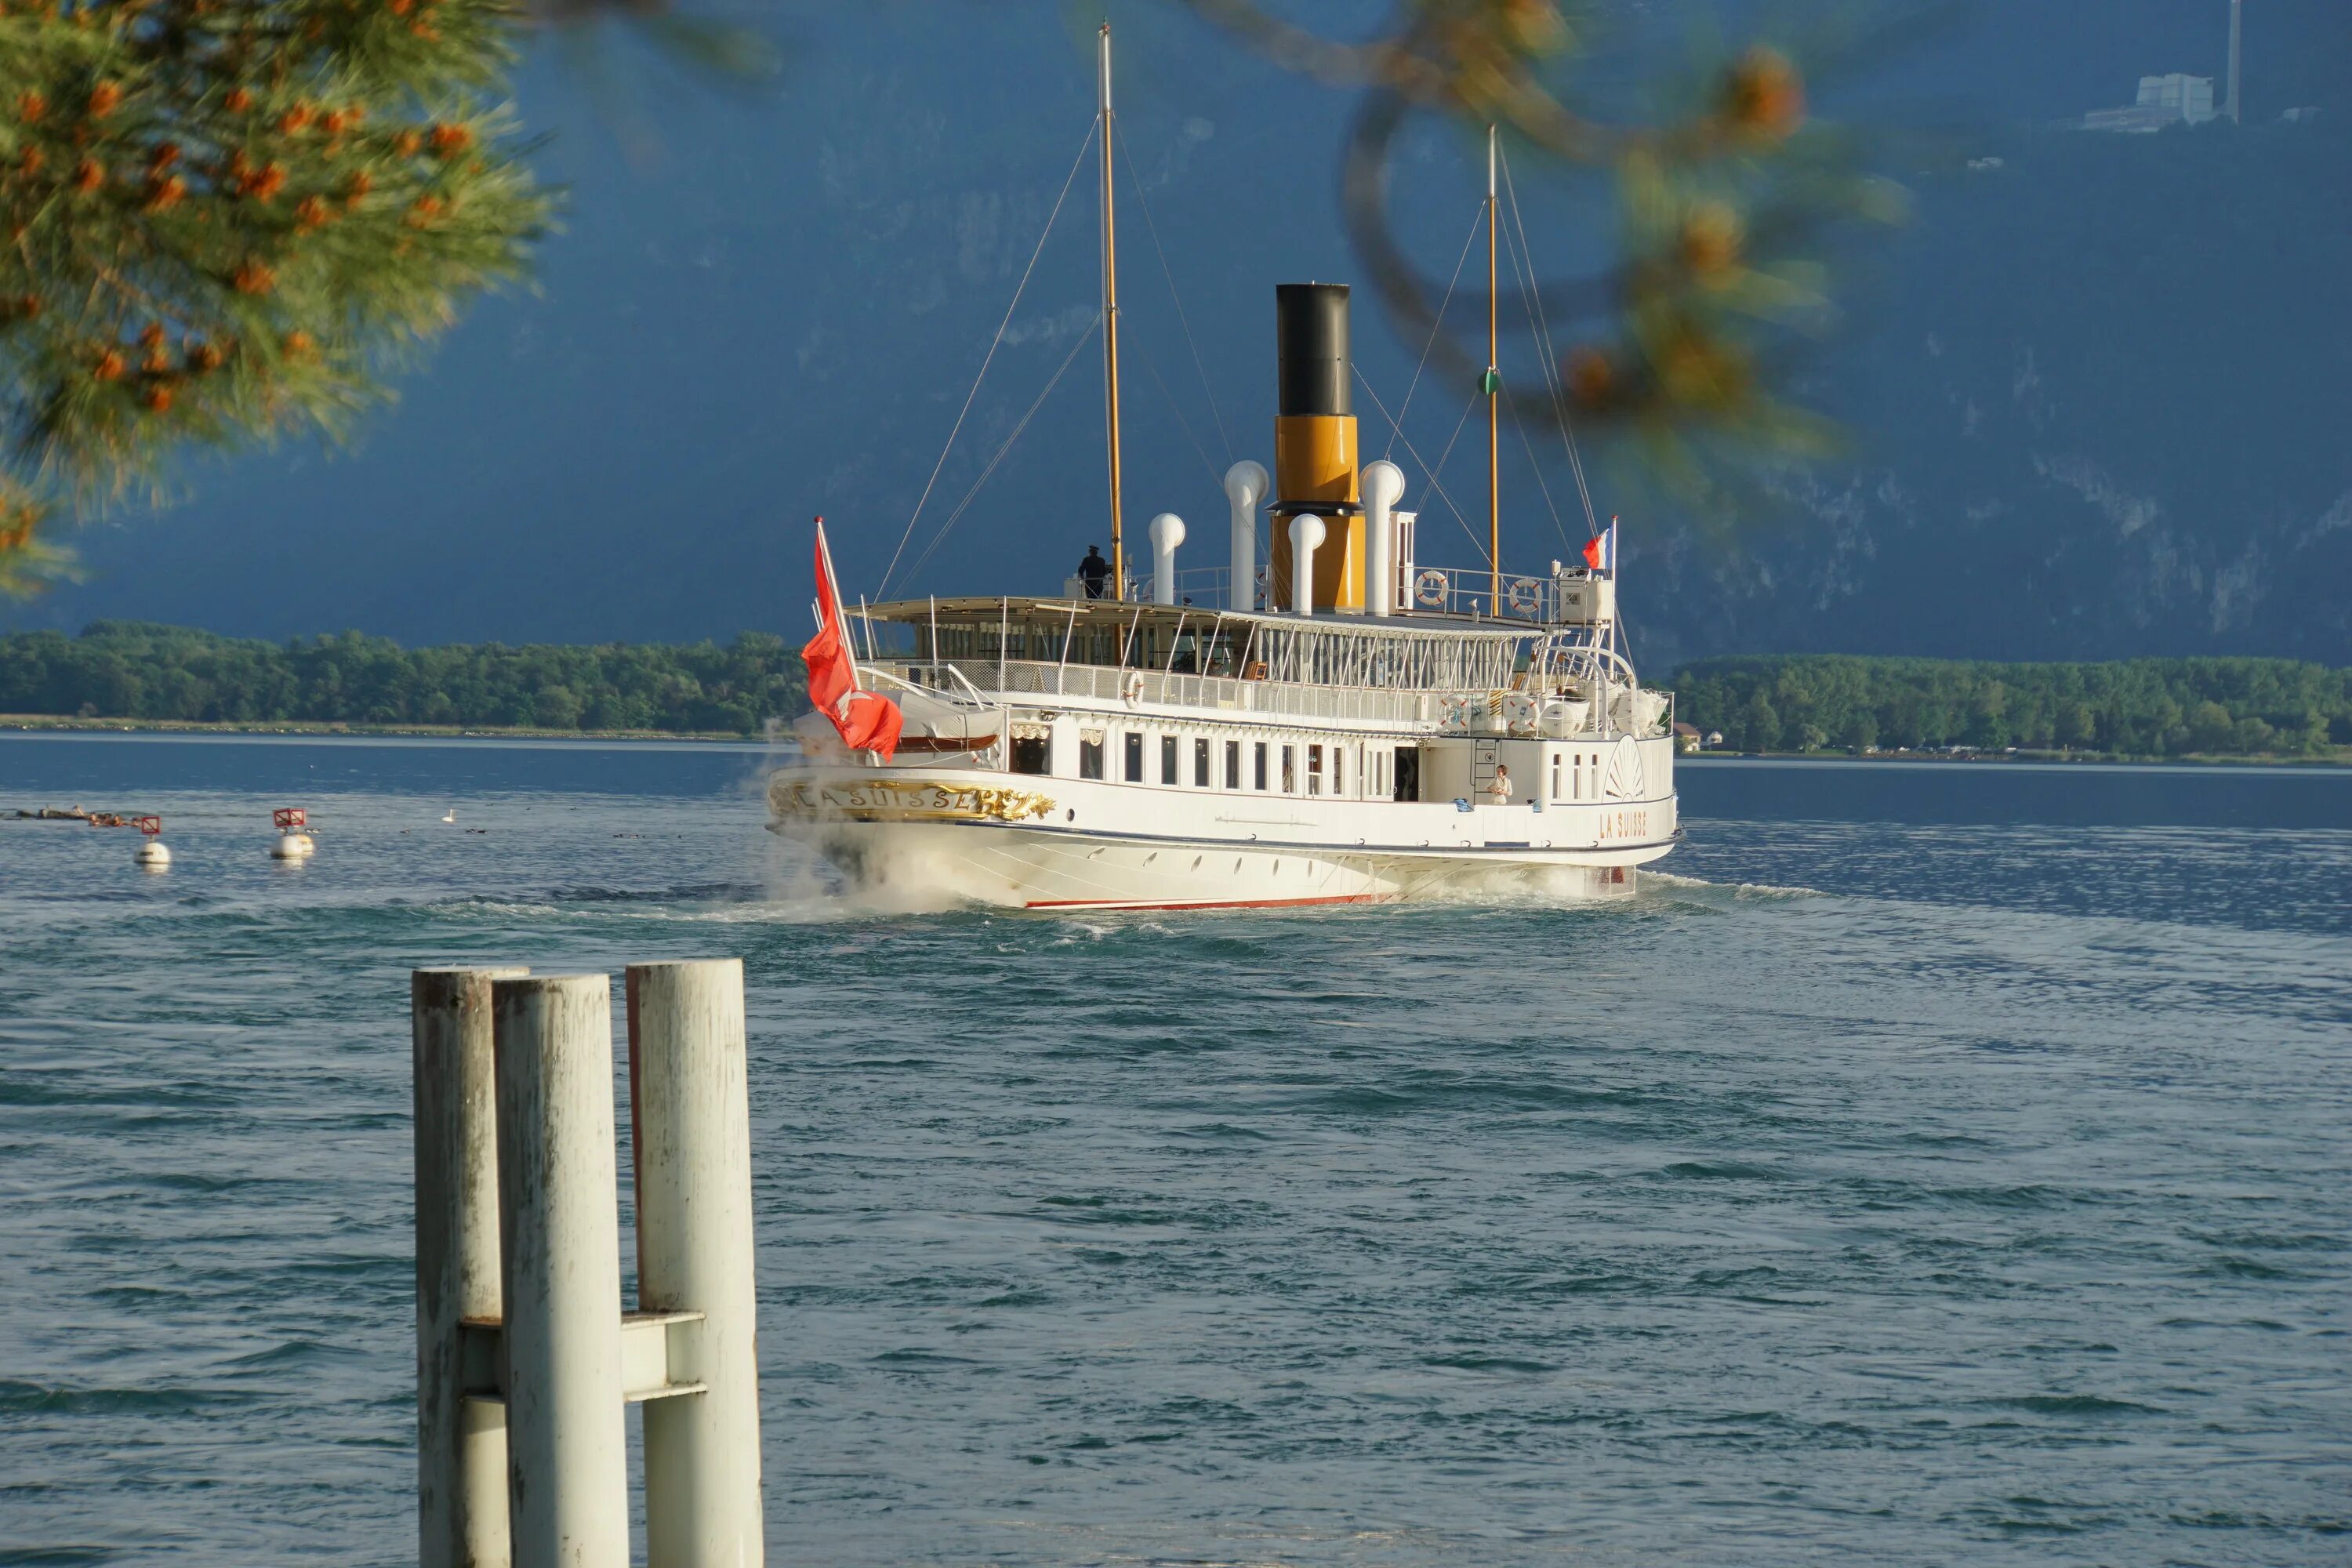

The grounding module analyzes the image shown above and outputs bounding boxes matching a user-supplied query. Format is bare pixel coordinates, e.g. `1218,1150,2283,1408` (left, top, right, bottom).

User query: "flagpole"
1486,123,1501,618
1098,23,1126,601
814,517,860,691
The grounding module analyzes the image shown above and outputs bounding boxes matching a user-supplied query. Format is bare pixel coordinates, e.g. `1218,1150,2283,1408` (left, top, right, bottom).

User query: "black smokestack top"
1276,283,1350,417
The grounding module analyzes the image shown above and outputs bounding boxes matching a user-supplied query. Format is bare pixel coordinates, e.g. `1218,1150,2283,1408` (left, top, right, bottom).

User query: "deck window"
1306,745,1323,797
1123,731,1144,782
1393,746,1420,802
1079,734,1105,780
1551,754,1561,800
1281,745,1296,793
1161,734,1179,785
1194,737,1211,787
1254,741,1269,791
1227,739,1243,789
1011,734,1051,776
1335,747,1346,795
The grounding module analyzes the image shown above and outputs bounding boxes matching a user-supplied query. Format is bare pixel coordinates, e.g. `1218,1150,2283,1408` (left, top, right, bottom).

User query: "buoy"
270,807,315,860
132,815,169,870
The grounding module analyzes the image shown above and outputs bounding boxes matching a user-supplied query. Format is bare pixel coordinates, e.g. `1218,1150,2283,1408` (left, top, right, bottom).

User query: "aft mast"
1098,23,1126,600
1485,124,1501,617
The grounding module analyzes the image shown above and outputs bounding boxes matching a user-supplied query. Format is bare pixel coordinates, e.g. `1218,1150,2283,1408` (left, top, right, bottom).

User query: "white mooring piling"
628,960,764,1568
493,974,630,1568
412,967,528,1568
411,960,764,1568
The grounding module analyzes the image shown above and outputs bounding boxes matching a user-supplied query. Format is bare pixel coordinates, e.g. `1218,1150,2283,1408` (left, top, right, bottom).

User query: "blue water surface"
2,736,2347,1566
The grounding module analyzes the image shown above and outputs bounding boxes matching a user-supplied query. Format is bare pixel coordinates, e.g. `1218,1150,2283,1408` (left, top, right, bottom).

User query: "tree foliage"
1674,654,2352,759
0,618,806,732
0,0,551,590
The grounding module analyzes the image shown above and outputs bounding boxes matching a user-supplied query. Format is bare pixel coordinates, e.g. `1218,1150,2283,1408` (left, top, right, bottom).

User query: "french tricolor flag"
1581,517,1619,575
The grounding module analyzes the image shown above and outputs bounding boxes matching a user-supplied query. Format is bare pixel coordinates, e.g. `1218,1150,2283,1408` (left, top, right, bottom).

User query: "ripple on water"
1,746,2348,1565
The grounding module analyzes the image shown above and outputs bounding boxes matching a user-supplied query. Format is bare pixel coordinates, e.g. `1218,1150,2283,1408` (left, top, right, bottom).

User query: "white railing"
1133,564,1265,611
1402,564,1585,624
877,657,1684,740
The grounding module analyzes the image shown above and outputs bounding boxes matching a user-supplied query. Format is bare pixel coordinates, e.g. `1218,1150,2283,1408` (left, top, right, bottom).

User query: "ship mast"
1485,124,1501,616
1098,23,1126,600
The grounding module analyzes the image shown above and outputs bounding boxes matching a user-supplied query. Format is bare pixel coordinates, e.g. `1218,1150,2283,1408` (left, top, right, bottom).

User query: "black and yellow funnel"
1268,283,1363,612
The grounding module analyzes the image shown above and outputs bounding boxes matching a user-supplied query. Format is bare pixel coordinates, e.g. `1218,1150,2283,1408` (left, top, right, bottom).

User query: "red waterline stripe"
1025,892,1388,912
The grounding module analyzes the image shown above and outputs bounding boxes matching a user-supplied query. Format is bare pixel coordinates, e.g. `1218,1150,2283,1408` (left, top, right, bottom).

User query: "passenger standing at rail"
1486,764,1514,804
1077,545,1111,600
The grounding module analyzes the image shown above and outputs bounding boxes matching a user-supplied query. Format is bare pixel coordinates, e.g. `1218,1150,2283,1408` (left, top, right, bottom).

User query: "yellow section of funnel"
1269,414,1363,611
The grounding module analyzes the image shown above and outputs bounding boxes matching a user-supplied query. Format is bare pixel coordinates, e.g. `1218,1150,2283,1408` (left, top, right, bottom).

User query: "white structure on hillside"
2085,74,2218,133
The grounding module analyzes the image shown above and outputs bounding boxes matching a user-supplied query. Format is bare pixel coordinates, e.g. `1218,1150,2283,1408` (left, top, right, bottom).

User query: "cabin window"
1161,734,1180,785
1079,734,1105,780
1393,746,1421,802
1306,745,1323,797
1123,731,1145,782
1194,737,1211,787
1011,734,1051,776
1281,745,1297,794
1335,747,1346,795
1551,754,1561,801
1254,742,1269,791
1227,739,1243,789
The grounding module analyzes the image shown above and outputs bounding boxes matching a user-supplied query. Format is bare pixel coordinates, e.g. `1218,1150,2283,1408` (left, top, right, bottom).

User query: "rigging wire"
903,314,1102,584
1387,205,1486,460
1353,365,1487,560
879,118,1097,598
1497,143,1601,538
1130,332,1223,489
1116,133,1232,466
1503,370,1573,556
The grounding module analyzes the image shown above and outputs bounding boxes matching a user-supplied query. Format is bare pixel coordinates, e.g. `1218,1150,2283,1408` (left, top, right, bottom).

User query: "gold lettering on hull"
1596,808,1651,843
770,778,1055,824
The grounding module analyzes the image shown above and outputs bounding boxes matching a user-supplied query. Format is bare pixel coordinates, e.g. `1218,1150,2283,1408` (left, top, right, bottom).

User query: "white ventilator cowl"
1361,459,1405,617
1289,513,1327,616
1149,513,1186,605
1223,460,1268,611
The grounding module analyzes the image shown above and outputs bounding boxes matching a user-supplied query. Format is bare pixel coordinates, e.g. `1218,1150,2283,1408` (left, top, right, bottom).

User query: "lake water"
2,736,2347,1566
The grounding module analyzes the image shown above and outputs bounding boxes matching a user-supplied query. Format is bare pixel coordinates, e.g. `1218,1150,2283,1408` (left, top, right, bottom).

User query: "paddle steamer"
768,28,1679,911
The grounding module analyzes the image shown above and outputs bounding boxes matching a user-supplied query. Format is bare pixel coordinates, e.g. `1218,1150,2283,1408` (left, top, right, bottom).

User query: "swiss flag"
801,520,903,762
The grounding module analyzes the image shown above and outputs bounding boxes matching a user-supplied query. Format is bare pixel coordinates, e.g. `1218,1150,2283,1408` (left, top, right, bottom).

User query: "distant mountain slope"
1635,120,2352,671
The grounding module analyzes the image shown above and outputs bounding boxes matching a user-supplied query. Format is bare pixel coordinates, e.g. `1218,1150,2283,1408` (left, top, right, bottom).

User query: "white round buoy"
136,840,171,870
270,832,315,860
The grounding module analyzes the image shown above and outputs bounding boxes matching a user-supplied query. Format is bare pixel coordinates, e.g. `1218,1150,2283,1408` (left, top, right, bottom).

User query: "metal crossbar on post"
411,962,765,1568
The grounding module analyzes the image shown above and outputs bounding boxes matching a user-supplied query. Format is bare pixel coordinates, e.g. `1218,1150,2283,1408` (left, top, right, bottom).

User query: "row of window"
1007,728,1621,804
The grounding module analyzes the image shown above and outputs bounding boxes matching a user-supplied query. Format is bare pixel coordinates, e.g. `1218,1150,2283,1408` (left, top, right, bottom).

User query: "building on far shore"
2085,74,2217,133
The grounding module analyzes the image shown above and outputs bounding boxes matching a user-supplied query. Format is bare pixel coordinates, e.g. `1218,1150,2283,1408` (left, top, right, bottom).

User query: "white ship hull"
768,753,1677,912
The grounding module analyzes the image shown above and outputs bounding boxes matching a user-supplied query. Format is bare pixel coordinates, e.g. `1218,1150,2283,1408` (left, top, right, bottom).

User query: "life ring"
1121,670,1145,704
1506,576,1540,615
1503,694,1540,734
1438,694,1471,732
1414,568,1447,608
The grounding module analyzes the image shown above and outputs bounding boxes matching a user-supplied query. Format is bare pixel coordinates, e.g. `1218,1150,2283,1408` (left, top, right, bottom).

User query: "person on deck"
1076,545,1111,600
1485,764,1515,804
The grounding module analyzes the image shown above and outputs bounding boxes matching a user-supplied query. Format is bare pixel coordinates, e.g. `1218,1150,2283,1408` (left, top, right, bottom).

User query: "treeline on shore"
1671,655,2352,757
0,622,809,735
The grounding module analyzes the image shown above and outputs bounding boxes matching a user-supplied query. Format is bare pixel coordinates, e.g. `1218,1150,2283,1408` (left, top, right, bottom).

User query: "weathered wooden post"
628,960,764,1568
412,967,528,1568
492,975,629,1568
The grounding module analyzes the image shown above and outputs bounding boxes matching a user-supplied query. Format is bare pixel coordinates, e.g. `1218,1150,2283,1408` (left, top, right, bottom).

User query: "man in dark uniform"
1076,544,1111,600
